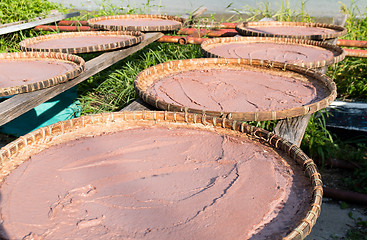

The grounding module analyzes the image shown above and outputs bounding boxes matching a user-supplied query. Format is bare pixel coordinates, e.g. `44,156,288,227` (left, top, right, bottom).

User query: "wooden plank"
0,21,26,28
273,115,311,146
122,98,156,111
0,32,163,126
0,12,80,36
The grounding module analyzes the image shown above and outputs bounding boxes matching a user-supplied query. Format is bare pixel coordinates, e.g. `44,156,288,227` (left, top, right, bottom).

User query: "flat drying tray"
235,21,347,40
0,52,84,96
135,58,336,121
87,14,184,32
0,111,322,240
19,31,144,54
201,37,345,68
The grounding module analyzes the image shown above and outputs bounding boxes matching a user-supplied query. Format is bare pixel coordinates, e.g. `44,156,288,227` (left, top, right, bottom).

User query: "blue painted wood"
326,101,367,132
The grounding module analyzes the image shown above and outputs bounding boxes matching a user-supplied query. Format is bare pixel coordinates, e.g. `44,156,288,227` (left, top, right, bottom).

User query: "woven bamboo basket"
201,37,345,68
0,111,322,239
235,21,347,40
87,14,184,32
135,58,337,121
19,31,144,54
0,52,84,96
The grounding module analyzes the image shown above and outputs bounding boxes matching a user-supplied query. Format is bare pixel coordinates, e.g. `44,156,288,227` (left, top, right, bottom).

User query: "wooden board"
0,12,80,36
122,98,155,111
0,32,163,126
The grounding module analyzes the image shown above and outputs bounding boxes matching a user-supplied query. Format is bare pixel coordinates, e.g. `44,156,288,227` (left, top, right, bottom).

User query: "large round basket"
201,37,345,68
235,21,347,40
135,58,337,121
87,14,184,32
0,52,84,96
0,111,322,239
19,31,144,54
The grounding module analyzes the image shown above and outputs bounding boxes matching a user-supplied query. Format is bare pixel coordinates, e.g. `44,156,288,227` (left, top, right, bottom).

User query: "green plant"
247,120,277,132
0,0,64,53
301,110,337,166
78,43,201,113
233,1,273,22
77,0,163,21
0,0,61,24
345,212,367,239
233,0,313,22
328,2,367,101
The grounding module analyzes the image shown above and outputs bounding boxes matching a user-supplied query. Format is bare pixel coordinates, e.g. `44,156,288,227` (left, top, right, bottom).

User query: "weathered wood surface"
0,32,163,126
122,98,155,111
0,12,80,36
273,115,311,146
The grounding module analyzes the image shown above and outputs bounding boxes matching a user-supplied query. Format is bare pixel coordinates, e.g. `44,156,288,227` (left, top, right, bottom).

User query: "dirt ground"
307,198,367,239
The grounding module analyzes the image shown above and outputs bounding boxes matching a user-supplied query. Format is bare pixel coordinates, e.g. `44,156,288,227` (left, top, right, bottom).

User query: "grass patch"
0,0,60,24
332,210,367,240
78,43,201,113
328,3,367,101
0,0,64,52
232,0,313,22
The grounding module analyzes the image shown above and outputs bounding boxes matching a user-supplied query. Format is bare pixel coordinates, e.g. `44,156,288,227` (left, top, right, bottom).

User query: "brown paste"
147,69,326,112
94,18,181,27
207,42,335,64
0,59,77,88
246,26,338,36
27,35,135,49
0,127,311,239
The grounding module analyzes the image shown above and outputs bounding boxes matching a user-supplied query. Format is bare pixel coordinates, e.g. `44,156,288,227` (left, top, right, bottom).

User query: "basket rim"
134,58,337,121
0,51,85,96
0,110,322,240
87,14,184,32
200,36,346,68
235,21,347,40
19,31,145,54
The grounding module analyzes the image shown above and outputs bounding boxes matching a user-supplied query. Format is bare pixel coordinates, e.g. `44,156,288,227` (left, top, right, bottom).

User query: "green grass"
0,0,60,24
233,0,313,22
74,0,164,21
78,43,201,113
332,210,367,240
0,0,64,52
328,3,367,101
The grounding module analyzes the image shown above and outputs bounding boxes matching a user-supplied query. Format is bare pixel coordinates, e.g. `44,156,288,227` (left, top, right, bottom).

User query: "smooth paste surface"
0,59,77,88
206,42,335,64
94,18,181,27
246,26,338,36
0,127,311,239
147,69,326,112
27,35,135,49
